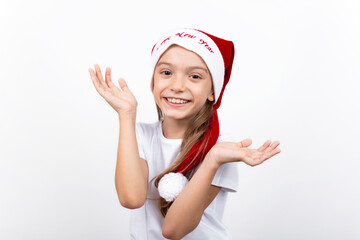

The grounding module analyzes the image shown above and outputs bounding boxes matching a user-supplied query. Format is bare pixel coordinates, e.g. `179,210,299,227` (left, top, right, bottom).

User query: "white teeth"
166,98,188,104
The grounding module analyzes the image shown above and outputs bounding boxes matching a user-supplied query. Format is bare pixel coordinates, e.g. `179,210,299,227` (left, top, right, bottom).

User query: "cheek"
152,80,165,98
153,77,167,88
194,83,212,98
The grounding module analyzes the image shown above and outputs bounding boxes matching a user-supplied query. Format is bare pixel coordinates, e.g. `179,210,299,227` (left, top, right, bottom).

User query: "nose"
169,74,186,92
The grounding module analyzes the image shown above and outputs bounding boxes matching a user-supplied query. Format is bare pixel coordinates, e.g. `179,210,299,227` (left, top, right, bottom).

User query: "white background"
1,0,359,239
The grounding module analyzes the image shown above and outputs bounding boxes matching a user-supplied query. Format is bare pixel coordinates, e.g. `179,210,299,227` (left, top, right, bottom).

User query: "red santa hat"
150,28,235,202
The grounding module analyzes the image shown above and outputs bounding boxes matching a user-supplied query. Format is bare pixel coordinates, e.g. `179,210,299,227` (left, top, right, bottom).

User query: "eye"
161,70,172,75
190,74,201,79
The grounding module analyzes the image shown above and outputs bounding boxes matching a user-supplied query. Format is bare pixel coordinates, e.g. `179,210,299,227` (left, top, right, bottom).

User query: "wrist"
118,111,136,122
204,150,221,170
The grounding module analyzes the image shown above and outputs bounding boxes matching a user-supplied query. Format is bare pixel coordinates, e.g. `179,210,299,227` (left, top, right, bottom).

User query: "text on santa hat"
156,32,214,53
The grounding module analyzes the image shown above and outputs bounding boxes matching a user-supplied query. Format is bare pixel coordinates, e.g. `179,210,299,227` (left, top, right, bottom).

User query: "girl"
89,28,281,240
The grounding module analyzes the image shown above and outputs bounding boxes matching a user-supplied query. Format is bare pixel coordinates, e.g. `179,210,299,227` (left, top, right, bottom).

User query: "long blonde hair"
149,99,214,217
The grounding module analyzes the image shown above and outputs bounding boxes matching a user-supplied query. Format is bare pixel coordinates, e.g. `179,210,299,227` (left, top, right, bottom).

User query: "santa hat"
150,28,235,202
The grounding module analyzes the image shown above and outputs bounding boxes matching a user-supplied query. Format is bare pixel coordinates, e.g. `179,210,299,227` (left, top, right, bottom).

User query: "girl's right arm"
89,64,148,209
116,113,148,209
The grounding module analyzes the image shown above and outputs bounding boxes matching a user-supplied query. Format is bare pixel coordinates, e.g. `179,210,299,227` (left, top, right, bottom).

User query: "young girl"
89,28,281,240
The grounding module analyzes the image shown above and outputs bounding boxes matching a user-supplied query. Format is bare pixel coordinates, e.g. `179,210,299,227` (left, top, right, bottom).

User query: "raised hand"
89,64,138,116
208,139,281,167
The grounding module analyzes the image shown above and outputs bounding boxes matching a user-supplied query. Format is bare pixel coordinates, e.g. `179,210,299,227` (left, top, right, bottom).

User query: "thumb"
118,78,130,92
238,138,252,148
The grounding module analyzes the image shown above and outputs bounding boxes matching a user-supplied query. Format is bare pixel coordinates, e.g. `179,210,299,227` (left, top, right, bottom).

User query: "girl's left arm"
162,153,221,240
162,139,281,239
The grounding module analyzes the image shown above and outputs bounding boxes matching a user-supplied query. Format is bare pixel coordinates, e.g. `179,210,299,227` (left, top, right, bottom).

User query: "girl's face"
152,45,214,122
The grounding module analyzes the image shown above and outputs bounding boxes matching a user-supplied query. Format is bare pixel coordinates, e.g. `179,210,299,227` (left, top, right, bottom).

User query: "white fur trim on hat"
158,172,189,202
150,28,225,104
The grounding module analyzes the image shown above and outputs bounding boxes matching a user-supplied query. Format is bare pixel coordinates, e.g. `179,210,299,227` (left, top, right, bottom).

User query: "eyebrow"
156,61,209,74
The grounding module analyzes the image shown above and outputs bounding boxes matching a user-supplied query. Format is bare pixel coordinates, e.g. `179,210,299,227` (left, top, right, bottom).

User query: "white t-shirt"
129,121,239,240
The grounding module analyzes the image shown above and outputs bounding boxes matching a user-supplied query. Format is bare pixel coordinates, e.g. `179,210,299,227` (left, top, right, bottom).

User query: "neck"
162,117,191,139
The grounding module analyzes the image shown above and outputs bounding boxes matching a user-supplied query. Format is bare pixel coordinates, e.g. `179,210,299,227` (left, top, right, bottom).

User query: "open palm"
210,139,281,167
89,64,137,115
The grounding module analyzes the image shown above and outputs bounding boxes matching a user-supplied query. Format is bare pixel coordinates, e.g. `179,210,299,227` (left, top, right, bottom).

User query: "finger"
89,64,108,92
237,138,252,148
264,141,280,153
104,67,117,89
95,64,107,87
89,68,105,94
270,141,280,150
118,78,131,92
257,140,271,152
260,148,281,161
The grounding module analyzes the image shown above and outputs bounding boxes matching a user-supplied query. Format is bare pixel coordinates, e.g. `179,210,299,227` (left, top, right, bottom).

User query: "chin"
163,112,187,121
161,109,192,121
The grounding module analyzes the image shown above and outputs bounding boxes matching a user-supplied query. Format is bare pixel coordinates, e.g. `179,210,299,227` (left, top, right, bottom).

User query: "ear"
207,90,215,102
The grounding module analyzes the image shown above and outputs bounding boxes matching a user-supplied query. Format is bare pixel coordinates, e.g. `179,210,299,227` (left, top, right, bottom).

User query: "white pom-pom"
158,172,189,202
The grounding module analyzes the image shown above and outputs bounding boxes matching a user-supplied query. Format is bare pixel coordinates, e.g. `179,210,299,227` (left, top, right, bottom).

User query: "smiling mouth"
164,97,190,104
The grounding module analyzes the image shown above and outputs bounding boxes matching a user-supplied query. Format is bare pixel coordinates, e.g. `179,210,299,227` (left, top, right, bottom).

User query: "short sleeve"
211,133,239,192
211,162,239,192
135,123,146,160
